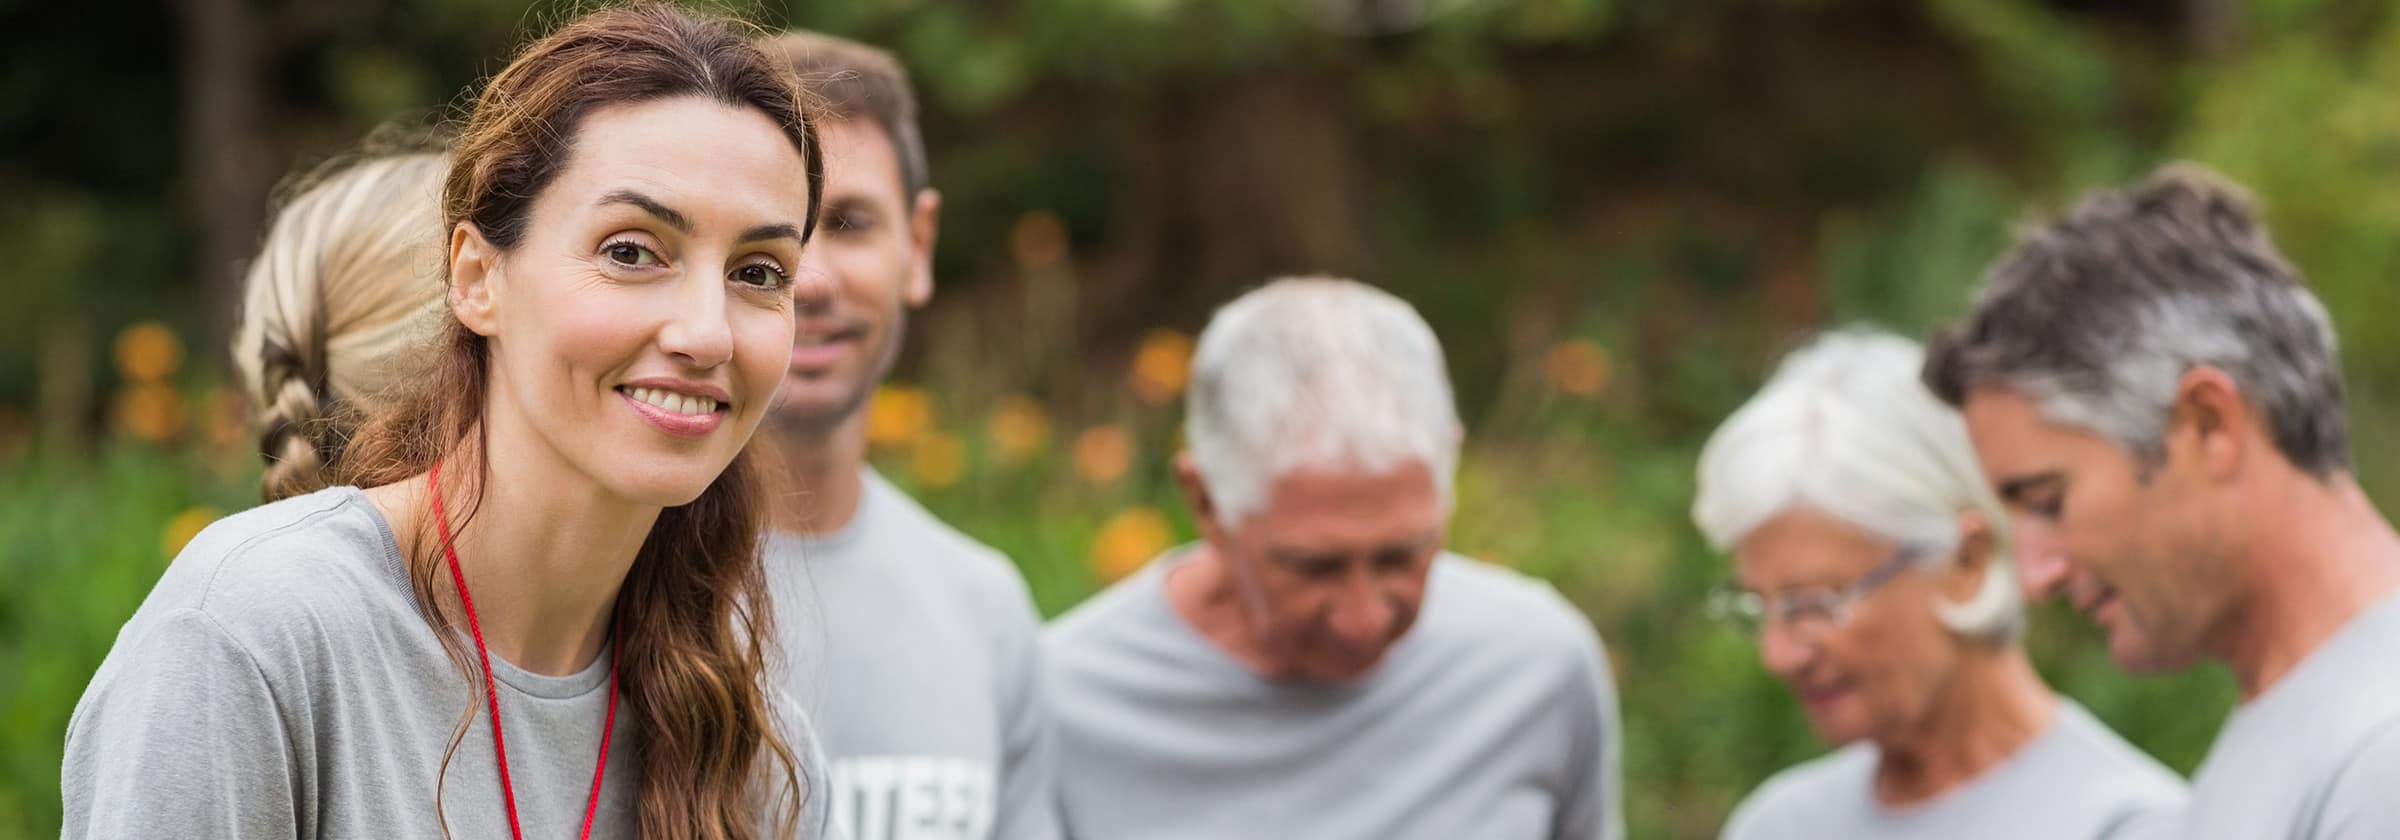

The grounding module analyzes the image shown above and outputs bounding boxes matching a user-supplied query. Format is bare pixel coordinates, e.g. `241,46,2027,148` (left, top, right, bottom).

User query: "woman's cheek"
735,303,796,402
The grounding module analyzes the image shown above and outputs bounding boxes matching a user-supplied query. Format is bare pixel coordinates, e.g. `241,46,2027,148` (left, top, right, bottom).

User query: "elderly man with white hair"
1045,277,1624,840
1698,330,2185,840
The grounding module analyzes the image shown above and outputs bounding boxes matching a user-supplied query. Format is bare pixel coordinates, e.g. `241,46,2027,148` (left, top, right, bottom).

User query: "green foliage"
1822,160,2016,333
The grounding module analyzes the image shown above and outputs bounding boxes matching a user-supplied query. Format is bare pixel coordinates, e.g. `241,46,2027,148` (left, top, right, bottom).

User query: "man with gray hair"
1925,163,2400,839
1045,277,1624,840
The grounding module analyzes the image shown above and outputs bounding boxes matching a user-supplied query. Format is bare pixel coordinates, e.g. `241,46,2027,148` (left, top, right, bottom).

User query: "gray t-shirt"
1720,701,2185,840
2181,589,2400,840
767,469,1059,840
61,486,834,839
1044,550,1624,840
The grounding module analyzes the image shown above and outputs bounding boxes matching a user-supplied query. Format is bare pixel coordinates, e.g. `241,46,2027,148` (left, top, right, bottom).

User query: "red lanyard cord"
430,460,620,840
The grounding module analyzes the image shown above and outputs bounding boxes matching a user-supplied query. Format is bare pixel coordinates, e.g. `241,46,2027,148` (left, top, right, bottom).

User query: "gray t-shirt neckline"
1138,546,1399,698
1721,699,2185,839
345,486,619,700
1047,549,1625,840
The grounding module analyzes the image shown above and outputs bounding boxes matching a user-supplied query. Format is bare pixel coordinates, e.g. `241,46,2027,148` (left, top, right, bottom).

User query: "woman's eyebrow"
598,189,690,233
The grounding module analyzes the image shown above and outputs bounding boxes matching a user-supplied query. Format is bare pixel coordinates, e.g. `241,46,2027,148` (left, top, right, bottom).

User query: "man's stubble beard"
769,307,909,443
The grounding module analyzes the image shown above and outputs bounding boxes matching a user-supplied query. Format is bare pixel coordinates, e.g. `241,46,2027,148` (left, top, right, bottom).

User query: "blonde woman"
230,150,446,500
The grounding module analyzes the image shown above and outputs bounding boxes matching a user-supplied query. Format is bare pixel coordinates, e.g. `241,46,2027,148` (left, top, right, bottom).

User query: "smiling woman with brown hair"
62,5,836,838
1695,329,2184,840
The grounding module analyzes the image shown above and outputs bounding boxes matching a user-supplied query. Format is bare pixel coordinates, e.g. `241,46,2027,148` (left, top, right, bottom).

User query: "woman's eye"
605,242,660,267
733,263,788,288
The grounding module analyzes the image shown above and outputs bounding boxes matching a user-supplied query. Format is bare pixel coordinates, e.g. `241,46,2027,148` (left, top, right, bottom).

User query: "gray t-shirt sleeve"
61,608,300,839
1554,613,1626,840
2316,719,2400,839
992,591,1065,840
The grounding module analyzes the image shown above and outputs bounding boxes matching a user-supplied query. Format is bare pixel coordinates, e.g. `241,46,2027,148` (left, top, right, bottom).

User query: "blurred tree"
175,0,271,343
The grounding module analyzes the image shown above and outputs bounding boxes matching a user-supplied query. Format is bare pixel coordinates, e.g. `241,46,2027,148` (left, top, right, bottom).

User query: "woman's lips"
617,385,727,438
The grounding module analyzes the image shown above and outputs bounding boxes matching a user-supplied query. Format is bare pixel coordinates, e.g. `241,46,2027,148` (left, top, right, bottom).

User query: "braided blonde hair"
231,151,447,501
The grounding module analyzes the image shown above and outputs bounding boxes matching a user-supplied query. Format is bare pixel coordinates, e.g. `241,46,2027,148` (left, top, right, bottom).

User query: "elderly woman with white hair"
1697,330,2186,840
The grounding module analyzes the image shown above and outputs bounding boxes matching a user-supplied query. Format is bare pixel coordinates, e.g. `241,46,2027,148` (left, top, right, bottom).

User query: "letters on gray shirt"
767,470,1061,840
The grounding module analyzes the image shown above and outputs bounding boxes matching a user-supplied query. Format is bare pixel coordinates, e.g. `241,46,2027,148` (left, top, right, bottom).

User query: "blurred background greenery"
5,0,2399,837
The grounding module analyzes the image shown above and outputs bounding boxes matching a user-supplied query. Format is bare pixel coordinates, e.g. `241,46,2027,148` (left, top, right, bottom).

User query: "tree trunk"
1084,71,1371,346
174,0,269,362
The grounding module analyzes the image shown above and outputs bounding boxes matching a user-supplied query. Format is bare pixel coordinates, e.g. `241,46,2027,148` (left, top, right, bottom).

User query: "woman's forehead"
1734,509,1896,588
537,97,815,227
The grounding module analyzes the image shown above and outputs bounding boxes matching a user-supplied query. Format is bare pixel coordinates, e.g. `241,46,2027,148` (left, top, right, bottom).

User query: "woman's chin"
600,462,729,509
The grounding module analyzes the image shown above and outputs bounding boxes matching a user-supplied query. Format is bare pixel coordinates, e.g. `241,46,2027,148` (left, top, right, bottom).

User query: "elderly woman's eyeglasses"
1707,546,1924,639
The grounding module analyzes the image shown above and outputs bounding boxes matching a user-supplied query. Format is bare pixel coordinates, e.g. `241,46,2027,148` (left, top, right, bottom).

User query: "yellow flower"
910,431,969,490
162,506,222,560
1009,210,1069,270
1128,329,1195,406
1091,507,1174,583
1544,339,1614,398
1072,425,1134,486
985,394,1052,465
115,383,188,444
115,321,185,384
865,385,932,448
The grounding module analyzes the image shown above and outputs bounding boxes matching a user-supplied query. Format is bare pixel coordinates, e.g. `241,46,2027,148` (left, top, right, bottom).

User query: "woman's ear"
1943,509,1998,602
449,222,502,337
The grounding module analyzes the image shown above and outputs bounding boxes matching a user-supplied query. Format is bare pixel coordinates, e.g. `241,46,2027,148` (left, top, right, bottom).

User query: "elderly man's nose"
1327,579,1394,643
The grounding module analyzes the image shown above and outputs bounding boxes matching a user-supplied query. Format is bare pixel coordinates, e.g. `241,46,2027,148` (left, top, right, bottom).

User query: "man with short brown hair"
756,30,1059,840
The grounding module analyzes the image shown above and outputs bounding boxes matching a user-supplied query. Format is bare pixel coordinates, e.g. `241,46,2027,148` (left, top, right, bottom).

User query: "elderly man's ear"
1175,452,1223,538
